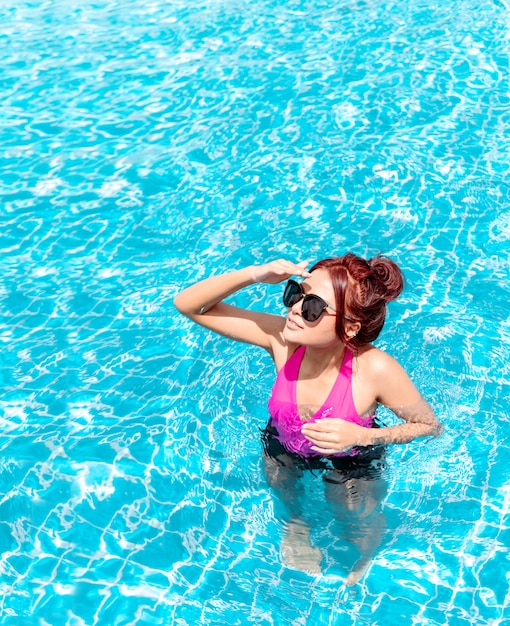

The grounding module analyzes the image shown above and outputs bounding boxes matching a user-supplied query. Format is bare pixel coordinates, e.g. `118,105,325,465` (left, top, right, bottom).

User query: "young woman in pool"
174,254,441,584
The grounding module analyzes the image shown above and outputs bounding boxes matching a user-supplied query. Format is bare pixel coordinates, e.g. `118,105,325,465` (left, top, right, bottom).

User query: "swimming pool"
0,0,509,623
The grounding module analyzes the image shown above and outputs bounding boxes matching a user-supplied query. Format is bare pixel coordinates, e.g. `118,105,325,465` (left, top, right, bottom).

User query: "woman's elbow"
430,419,443,438
173,294,192,317
423,413,443,439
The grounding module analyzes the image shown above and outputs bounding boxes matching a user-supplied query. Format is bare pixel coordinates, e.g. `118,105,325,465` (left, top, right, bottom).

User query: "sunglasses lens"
283,281,331,322
283,280,302,307
301,296,324,322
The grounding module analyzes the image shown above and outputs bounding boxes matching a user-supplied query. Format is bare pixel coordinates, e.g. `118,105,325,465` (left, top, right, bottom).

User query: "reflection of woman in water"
174,254,441,585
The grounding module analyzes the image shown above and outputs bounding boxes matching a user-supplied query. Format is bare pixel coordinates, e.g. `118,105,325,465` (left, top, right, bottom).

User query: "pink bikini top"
268,346,374,457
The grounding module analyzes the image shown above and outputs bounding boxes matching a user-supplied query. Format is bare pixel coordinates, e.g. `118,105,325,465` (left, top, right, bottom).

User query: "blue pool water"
1,0,509,624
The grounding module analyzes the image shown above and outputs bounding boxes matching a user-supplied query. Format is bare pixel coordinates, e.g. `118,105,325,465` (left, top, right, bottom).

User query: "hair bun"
368,255,404,302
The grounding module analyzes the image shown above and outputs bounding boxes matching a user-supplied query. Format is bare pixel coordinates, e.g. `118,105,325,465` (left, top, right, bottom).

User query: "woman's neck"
301,343,347,376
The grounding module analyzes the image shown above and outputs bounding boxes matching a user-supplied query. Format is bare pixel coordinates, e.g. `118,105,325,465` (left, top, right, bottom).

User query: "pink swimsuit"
267,346,374,457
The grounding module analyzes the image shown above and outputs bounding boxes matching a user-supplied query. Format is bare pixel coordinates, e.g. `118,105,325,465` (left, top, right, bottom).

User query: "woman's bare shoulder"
354,345,404,376
354,344,422,406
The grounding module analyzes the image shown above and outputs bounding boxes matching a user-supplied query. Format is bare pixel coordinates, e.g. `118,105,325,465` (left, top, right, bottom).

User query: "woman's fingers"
302,419,339,440
301,428,338,444
253,259,311,283
302,418,364,452
295,260,311,276
310,445,347,455
272,259,310,277
302,417,337,430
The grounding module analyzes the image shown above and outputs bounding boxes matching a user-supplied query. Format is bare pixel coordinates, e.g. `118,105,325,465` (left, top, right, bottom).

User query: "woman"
174,254,441,583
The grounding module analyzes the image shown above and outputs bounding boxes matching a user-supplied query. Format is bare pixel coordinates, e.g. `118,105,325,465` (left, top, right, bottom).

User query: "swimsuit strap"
284,345,306,382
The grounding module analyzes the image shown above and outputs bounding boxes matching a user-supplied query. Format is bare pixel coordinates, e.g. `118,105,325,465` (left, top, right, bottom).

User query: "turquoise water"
1,0,509,624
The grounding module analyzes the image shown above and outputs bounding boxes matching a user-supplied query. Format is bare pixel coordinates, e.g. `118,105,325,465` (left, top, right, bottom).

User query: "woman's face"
282,268,341,347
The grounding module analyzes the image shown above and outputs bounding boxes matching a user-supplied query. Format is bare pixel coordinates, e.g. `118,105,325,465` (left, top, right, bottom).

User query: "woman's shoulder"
353,344,402,375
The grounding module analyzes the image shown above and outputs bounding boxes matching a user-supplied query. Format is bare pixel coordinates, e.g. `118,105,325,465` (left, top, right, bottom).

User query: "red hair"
310,253,404,352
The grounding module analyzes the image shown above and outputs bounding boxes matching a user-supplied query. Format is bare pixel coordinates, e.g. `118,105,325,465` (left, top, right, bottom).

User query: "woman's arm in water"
301,351,441,454
173,259,310,351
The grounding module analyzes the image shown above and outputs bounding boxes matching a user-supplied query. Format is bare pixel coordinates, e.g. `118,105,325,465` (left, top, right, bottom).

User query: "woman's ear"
346,321,361,338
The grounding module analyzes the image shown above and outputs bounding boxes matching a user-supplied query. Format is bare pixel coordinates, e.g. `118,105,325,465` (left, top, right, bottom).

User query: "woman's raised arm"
173,259,310,351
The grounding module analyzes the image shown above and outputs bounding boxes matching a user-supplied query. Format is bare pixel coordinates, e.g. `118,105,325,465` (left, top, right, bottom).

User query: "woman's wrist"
359,427,378,447
359,425,393,447
249,264,266,283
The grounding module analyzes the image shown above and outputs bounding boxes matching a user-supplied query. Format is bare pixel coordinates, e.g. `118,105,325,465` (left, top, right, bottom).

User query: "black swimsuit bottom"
261,419,386,481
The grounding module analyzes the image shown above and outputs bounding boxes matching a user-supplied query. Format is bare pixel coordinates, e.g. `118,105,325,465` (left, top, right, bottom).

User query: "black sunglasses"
282,279,337,322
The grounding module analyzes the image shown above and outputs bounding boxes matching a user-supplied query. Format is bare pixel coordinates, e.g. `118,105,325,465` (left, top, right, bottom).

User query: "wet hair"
309,253,404,352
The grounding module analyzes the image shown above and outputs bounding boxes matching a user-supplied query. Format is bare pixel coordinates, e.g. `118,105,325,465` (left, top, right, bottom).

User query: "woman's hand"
251,259,311,284
301,418,371,455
